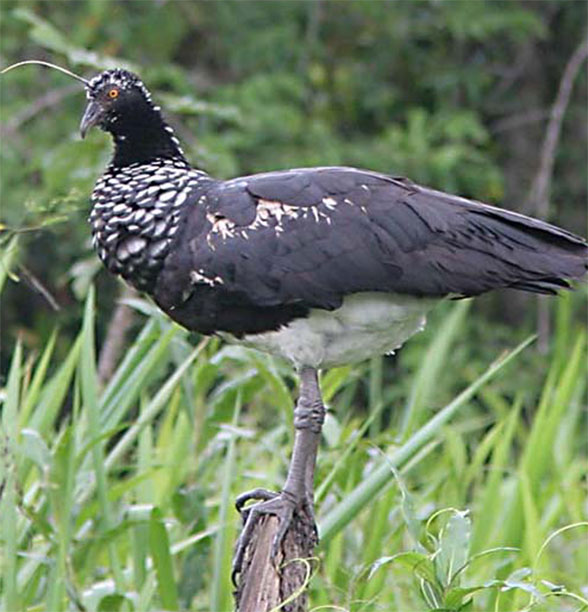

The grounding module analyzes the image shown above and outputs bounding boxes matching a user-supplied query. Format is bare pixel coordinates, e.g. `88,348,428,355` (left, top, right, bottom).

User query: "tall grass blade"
522,332,585,487
99,324,178,431
29,334,81,433
400,300,470,437
149,507,179,611
20,328,57,427
320,335,535,543
73,338,207,509
45,424,77,612
1,338,22,612
80,286,125,591
211,392,242,612
470,402,520,553
103,339,208,476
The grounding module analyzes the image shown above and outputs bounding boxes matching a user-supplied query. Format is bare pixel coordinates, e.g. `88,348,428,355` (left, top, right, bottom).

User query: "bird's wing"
169,166,587,311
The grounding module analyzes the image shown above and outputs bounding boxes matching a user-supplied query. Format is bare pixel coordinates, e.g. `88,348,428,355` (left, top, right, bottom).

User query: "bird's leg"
232,367,325,582
303,426,320,528
296,368,323,529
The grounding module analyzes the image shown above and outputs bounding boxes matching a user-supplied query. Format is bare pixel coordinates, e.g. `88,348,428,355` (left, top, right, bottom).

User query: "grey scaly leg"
232,367,325,583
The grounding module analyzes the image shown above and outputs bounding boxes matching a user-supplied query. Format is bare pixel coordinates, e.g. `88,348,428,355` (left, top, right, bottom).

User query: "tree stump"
234,508,318,612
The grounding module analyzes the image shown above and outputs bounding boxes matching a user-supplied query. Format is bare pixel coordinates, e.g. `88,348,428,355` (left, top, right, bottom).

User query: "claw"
235,488,279,514
270,502,294,561
231,490,306,586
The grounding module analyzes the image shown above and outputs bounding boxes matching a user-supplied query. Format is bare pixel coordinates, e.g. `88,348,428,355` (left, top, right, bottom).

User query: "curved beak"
80,100,104,138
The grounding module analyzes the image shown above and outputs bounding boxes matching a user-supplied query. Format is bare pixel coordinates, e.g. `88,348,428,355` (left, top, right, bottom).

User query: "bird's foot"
232,488,313,585
235,487,280,519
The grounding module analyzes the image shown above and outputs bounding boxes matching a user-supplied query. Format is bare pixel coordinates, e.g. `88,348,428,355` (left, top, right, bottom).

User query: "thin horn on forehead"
1,60,90,86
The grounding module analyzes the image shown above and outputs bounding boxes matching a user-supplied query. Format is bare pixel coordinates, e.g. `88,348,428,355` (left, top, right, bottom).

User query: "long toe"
231,491,300,585
235,487,279,514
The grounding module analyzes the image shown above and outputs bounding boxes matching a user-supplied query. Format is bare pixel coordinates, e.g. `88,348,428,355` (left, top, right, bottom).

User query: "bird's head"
1,62,184,163
80,68,156,138
80,68,185,165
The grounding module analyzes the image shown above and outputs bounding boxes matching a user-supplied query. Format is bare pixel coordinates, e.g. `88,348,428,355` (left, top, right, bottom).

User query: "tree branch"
526,33,588,352
527,34,588,217
97,284,136,386
18,264,61,312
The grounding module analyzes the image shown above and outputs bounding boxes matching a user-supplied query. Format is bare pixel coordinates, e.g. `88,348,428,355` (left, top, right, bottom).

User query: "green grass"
1,276,586,611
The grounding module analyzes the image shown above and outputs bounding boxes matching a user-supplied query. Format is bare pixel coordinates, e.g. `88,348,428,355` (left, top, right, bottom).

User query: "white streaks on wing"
190,269,224,287
247,198,335,233
206,213,236,248
205,194,343,245
246,199,300,233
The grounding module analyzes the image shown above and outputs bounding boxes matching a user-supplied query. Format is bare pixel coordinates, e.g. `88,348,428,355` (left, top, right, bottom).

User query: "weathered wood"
234,509,318,612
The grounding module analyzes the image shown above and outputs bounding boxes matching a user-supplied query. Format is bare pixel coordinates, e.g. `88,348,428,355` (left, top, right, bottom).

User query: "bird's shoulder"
158,166,434,320
153,163,586,335
205,166,416,222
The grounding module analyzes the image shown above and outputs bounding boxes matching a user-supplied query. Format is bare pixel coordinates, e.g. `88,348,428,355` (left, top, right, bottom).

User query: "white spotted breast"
89,158,209,291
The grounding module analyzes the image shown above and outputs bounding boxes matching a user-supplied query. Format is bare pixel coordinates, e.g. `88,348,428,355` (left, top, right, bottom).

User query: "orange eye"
107,88,119,99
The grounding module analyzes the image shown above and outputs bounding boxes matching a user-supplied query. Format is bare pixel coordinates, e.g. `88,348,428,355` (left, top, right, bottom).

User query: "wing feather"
157,167,586,321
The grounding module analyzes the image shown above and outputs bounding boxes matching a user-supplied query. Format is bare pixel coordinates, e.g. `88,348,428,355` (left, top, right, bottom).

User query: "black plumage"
81,70,586,340
152,166,585,337
79,69,586,579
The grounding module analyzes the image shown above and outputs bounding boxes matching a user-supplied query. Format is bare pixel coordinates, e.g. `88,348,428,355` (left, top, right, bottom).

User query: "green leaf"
48,425,76,531
370,551,439,587
149,507,179,611
392,468,422,546
97,593,134,611
436,510,472,587
0,235,19,294
481,567,544,601
13,7,137,71
19,428,51,470
444,586,485,610
13,8,71,56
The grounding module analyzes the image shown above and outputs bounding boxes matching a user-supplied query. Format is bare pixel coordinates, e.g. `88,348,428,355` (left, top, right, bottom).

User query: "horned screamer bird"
9,64,586,583
73,68,588,577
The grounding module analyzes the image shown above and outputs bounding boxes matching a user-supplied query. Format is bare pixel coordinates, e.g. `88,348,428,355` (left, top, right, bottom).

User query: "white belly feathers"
224,293,436,369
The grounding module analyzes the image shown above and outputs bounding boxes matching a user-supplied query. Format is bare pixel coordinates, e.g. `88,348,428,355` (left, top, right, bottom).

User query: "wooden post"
234,509,318,612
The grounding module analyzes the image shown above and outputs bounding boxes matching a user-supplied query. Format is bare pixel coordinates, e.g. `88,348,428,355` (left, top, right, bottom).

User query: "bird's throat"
110,111,186,167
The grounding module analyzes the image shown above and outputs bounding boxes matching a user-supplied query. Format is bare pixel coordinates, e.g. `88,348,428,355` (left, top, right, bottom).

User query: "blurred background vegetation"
0,2,587,611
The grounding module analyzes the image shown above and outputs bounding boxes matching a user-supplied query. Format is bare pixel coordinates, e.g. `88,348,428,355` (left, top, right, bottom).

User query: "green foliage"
1,262,586,610
370,502,588,612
